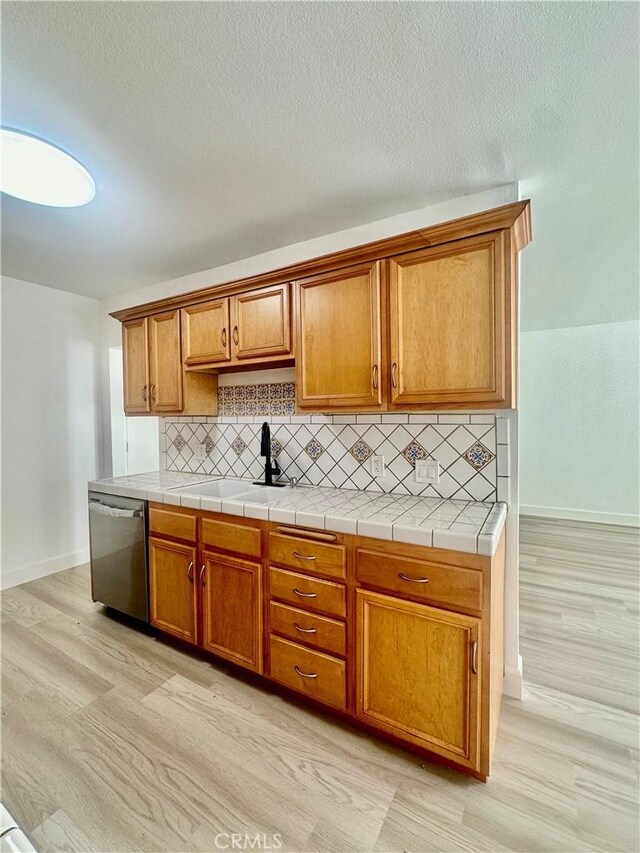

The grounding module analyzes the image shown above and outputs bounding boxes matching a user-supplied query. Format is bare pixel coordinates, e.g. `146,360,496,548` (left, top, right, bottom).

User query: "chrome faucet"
253,422,283,486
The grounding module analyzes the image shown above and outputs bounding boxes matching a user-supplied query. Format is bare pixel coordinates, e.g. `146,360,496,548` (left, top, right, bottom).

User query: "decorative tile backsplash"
161,383,511,502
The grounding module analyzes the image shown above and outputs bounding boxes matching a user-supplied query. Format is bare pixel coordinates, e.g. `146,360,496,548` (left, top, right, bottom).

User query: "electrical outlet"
369,455,385,477
194,443,207,461
415,459,440,484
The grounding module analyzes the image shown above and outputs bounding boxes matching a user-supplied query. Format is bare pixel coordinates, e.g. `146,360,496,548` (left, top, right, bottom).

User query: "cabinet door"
148,310,183,412
389,232,508,407
181,299,230,366
122,318,150,414
201,553,262,673
149,537,197,644
296,262,382,409
230,283,291,360
356,589,480,768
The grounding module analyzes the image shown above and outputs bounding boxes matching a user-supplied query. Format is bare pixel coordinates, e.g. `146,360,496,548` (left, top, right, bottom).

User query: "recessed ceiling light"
1,127,95,207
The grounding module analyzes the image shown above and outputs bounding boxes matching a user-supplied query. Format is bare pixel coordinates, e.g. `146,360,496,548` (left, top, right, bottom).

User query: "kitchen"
1,3,638,853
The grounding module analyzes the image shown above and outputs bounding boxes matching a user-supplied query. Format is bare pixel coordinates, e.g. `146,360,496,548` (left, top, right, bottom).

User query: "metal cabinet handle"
150,383,156,401
294,666,318,679
391,362,398,388
294,622,317,634
398,572,430,584
293,588,317,598
187,561,194,583
142,384,147,401
221,327,227,347
199,564,206,586
372,364,378,390
232,325,239,345
471,640,478,675
293,551,317,561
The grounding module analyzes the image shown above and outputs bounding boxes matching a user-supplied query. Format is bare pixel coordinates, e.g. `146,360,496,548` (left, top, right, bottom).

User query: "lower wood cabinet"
355,589,480,769
201,552,262,672
149,537,198,644
147,505,504,780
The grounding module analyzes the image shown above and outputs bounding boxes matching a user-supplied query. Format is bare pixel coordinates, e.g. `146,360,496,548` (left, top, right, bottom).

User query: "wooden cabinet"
389,232,510,407
147,506,505,779
201,553,262,672
182,299,230,366
122,317,150,413
295,261,383,409
149,537,198,644
148,310,183,413
180,283,292,371
231,283,291,360
356,589,480,768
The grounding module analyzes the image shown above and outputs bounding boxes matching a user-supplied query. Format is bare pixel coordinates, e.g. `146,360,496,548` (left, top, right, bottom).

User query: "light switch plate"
370,455,385,477
415,459,440,484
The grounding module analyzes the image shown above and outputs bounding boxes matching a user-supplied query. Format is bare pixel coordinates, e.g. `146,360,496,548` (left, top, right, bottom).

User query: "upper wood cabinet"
148,310,183,413
122,317,150,413
231,283,291,360
389,232,511,408
355,589,480,770
180,283,292,371
295,262,383,409
182,299,230,366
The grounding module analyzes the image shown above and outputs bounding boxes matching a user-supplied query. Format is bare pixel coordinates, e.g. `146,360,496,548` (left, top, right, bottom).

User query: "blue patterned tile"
304,439,324,461
463,441,495,471
350,439,373,463
402,440,428,466
231,436,247,456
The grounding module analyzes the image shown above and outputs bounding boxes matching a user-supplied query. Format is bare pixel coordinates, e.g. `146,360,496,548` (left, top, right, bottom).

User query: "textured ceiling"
1,2,638,329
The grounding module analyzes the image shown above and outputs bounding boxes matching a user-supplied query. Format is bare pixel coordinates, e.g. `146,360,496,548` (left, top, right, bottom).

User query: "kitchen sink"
172,479,256,499
234,484,298,502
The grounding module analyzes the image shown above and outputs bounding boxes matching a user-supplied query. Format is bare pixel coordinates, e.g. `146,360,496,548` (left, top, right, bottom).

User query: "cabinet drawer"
201,516,261,558
269,567,346,619
356,549,483,614
269,601,346,657
269,532,346,580
269,635,346,710
149,506,197,543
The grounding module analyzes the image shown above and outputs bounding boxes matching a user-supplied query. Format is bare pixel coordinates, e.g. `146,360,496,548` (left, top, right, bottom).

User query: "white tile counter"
89,472,507,556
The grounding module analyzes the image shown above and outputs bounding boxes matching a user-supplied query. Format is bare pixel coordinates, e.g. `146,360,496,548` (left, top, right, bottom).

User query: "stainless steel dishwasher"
88,491,149,623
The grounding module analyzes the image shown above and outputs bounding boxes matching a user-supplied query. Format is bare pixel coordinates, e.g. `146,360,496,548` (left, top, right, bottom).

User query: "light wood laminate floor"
1,517,638,852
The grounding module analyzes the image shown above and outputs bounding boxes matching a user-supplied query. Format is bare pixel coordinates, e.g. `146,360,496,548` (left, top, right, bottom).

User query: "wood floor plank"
1,517,638,852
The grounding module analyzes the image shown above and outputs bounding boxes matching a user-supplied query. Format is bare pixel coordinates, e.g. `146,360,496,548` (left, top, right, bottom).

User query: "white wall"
520,320,640,525
1,276,100,588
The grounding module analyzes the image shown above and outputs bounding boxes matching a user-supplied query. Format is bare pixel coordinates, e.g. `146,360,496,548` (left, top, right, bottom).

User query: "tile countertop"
89,471,507,557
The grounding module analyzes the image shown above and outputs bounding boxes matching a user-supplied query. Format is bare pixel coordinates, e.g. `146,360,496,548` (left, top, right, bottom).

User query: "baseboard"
1,549,90,590
520,504,639,528
503,655,524,699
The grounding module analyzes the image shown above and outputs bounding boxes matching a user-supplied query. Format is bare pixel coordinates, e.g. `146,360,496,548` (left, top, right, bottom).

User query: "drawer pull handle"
293,551,317,561
294,622,317,634
294,665,318,679
398,572,430,584
471,640,478,675
293,588,317,598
